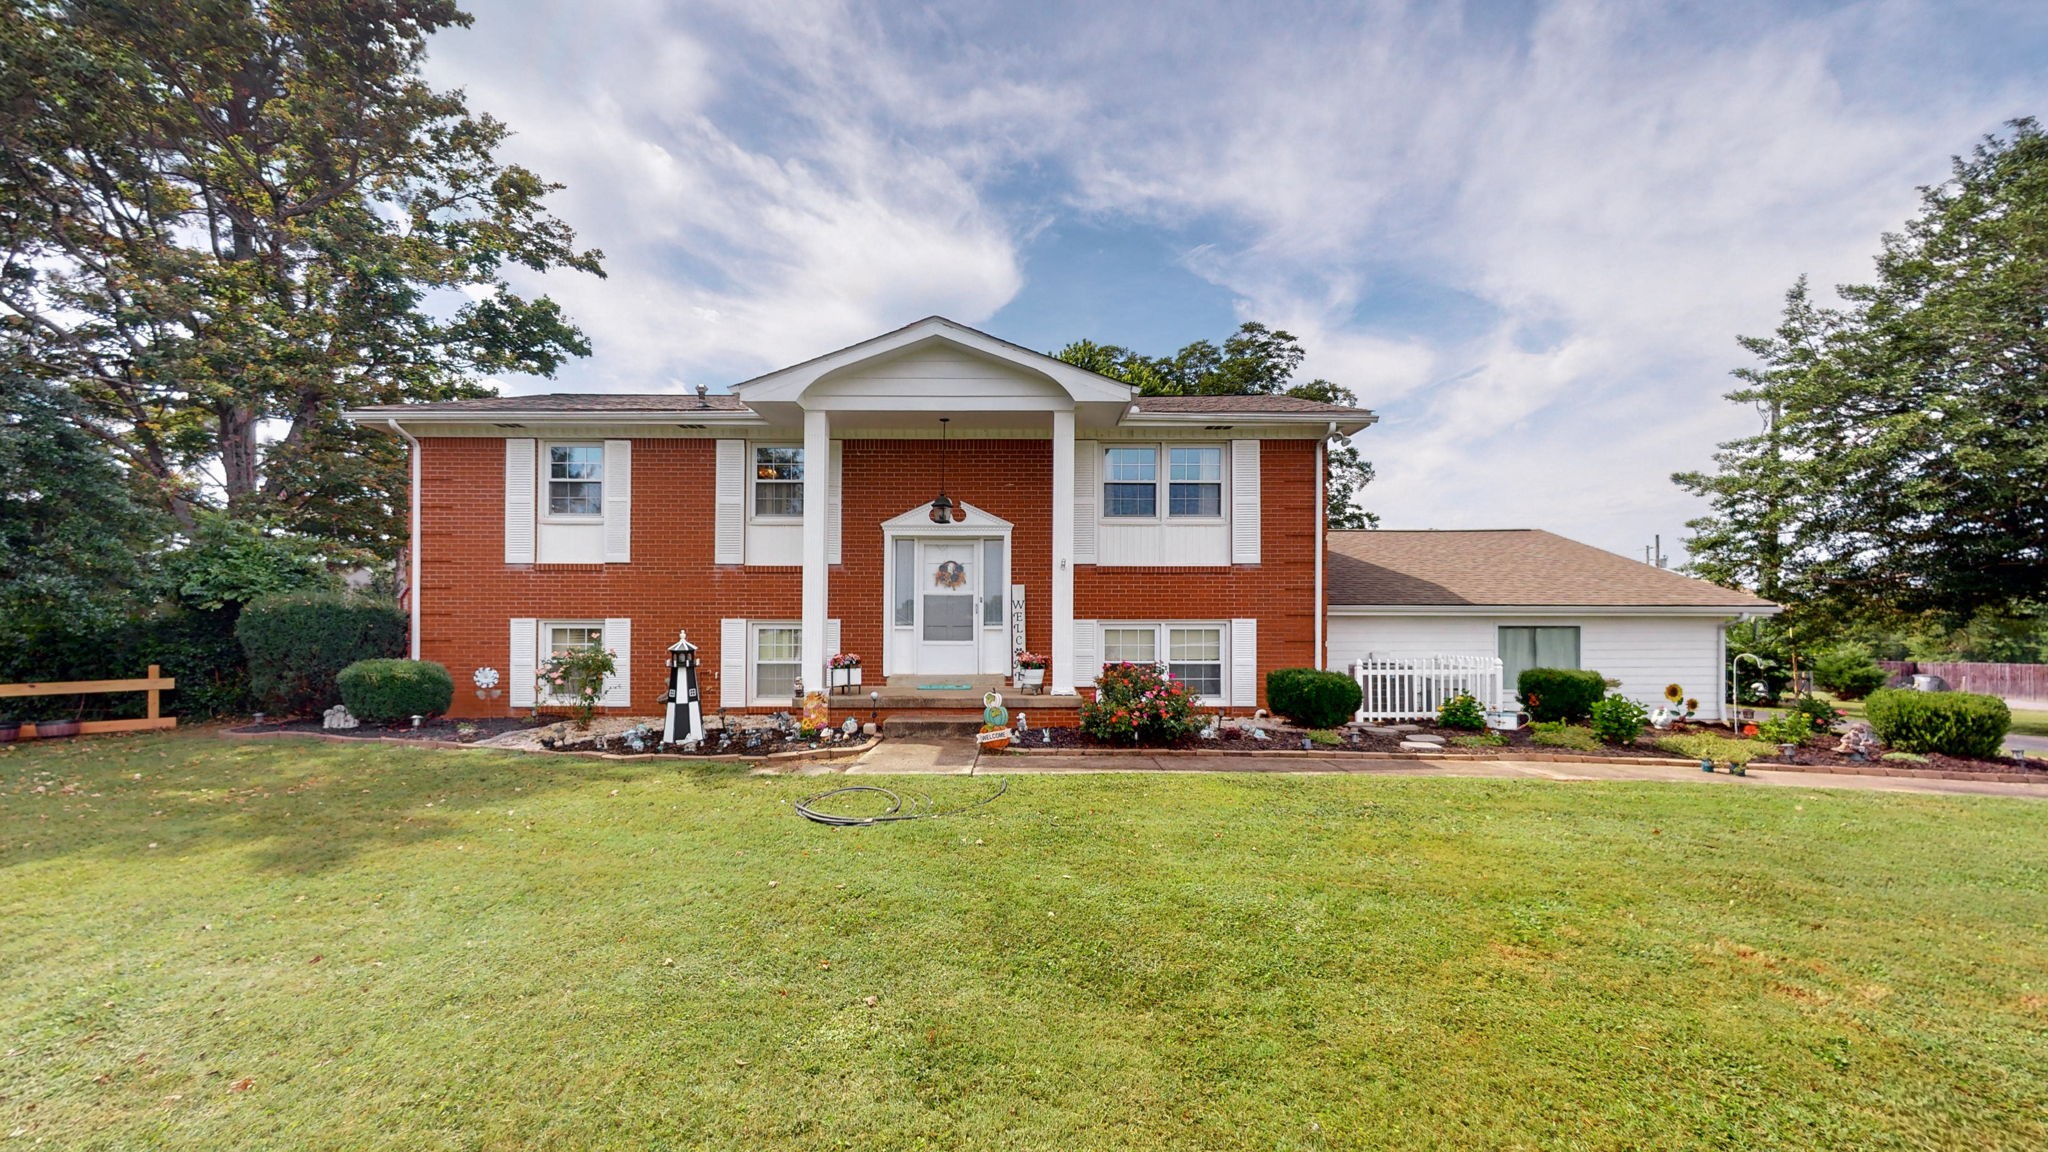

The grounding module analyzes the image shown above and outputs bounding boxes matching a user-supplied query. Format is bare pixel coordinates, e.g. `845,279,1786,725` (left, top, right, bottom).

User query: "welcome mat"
915,683,974,691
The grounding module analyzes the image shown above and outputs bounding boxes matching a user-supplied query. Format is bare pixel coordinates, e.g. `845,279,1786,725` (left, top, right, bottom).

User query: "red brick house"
348,317,1376,721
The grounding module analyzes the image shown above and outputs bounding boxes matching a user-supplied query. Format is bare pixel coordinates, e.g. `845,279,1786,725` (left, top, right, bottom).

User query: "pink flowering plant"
827,652,862,669
537,646,616,730
1015,651,1048,670
1079,661,1204,745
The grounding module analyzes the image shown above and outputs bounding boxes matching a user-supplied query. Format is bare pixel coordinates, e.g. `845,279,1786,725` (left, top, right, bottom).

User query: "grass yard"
3,732,2045,1150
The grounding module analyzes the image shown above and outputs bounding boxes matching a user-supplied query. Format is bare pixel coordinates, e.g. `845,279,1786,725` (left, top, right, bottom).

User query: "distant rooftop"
1326,529,1775,609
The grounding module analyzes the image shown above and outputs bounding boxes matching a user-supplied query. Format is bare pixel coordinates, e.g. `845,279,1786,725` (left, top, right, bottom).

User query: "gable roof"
730,315,1135,406
353,393,752,414
1326,529,1775,611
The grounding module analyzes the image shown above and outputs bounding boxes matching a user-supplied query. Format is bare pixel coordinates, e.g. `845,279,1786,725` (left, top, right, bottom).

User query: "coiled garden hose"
794,778,1009,826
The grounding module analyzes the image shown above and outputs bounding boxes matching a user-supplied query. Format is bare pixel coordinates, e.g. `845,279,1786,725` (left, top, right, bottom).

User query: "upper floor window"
1103,447,1158,517
546,444,603,517
1168,447,1223,517
1103,444,1224,519
753,446,804,518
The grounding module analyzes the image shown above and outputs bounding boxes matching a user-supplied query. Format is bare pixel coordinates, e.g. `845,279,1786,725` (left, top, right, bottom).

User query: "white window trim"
1096,620,1229,705
748,620,804,706
748,443,806,525
538,619,607,704
540,441,605,524
1099,442,1228,524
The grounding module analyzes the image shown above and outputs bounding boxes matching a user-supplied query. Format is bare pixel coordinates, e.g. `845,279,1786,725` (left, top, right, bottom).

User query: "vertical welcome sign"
1009,585,1027,676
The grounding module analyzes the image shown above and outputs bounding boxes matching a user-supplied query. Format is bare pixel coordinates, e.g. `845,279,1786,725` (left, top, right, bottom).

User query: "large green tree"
0,0,604,555
1677,119,2048,629
1056,322,1379,528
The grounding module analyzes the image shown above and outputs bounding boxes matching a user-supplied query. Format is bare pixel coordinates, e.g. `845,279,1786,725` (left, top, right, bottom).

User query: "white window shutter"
1070,619,1100,691
1072,442,1098,563
602,440,632,563
826,440,843,565
509,618,537,707
602,617,631,708
1230,617,1258,707
504,439,536,564
826,617,841,659
1230,440,1261,564
719,618,747,708
714,440,745,564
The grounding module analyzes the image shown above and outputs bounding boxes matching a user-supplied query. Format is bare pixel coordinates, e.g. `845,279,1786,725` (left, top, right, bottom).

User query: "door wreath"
933,560,968,588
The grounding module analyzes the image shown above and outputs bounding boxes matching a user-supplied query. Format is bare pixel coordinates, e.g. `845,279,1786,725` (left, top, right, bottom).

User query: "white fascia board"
732,318,1133,405
1327,603,1781,618
1119,409,1379,436
342,407,767,427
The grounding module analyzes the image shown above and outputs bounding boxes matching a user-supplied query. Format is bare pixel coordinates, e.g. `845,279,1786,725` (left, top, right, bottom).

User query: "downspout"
1316,423,1331,670
387,419,422,660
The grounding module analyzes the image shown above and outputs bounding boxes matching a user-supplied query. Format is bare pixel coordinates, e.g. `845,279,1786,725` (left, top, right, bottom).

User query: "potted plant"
827,652,862,694
34,717,82,739
0,714,19,744
1015,652,1047,693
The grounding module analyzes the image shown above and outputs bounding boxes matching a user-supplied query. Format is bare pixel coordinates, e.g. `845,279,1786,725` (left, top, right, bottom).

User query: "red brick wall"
418,434,1320,718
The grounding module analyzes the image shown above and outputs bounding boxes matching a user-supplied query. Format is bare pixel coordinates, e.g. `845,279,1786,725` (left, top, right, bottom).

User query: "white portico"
727,316,1135,698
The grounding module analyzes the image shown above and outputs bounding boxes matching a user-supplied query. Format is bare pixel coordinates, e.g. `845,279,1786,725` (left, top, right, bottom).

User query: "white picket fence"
1346,653,1506,723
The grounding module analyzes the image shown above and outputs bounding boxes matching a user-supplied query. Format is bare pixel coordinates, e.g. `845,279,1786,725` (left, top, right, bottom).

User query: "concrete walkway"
830,739,2047,799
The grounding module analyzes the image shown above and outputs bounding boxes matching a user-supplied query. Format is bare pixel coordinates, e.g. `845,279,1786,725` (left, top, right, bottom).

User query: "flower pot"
0,723,19,744
1016,667,1045,693
1700,759,1715,773
33,719,82,740
830,666,863,694
1731,764,1748,777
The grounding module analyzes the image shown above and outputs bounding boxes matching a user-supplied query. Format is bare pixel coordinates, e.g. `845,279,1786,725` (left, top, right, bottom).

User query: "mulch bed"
228,716,547,743
541,724,865,758
1014,719,2047,778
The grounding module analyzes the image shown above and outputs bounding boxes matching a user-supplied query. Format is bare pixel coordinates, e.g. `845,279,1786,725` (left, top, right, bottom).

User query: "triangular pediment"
879,500,1012,533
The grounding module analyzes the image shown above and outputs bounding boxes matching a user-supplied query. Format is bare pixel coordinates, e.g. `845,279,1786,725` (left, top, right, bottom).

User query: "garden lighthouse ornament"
662,631,706,747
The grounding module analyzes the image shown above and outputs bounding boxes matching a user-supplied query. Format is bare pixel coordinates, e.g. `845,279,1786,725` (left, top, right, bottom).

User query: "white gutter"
386,419,422,660
1119,407,1379,434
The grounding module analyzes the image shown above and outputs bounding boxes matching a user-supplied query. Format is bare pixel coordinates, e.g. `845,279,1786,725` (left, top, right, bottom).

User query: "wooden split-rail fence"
0,665,178,738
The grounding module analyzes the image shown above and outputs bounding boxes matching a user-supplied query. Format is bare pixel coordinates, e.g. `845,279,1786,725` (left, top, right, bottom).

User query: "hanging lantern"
928,417,957,522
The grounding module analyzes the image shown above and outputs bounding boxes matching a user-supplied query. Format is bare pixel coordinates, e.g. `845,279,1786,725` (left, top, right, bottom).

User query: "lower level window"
548,622,604,655
754,624,802,701
1498,625,1581,690
1168,627,1223,697
1100,622,1226,700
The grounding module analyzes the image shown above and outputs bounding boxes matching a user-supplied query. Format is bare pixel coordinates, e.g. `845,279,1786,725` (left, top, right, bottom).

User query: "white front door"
916,540,980,675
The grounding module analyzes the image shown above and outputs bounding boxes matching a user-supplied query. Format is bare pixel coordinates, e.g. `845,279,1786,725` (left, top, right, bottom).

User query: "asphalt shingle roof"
352,393,752,414
1326,529,1775,609
1129,395,1373,418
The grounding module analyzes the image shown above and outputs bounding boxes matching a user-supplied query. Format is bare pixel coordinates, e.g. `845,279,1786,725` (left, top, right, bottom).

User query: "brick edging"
216,726,878,766
1748,761,2047,785
996,744,1704,768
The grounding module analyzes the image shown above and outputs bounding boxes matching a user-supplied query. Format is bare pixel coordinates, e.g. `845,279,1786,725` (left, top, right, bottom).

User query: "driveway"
839,741,2047,799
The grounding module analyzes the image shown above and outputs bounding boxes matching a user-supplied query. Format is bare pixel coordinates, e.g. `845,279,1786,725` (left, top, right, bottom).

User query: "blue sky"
426,0,2048,560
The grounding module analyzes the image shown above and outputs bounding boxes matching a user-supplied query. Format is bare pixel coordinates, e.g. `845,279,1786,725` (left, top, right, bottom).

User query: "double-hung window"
546,444,603,517
1100,623,1226,700
753,446,804,518
548,622,604,656
1168,447,1223,517
753,624,802,701
1167,627,1224,697
1103,444,1224,519
1103,447,1158,517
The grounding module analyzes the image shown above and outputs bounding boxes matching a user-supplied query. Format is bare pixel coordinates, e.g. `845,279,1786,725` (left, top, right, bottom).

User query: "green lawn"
3,732,2045,1150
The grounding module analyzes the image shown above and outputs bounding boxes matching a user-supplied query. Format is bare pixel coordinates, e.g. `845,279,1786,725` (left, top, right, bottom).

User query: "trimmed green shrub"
1530,722,1601,752
1864,689,2010,758
338,659,453,724
1812,647,1890,699
1517,668,1606,722
1082,661,1205,745
1436,692,1486,731
1452,731,1507,748
1266,668,1363,729
237,592,406,716
1588,695,1649,744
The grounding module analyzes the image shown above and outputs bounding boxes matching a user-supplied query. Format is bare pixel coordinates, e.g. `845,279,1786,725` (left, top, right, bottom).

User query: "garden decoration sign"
933,559,968,589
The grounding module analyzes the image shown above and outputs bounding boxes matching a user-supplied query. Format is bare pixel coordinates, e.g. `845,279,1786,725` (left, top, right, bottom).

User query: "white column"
1051,408,1076,695
801,408,830,698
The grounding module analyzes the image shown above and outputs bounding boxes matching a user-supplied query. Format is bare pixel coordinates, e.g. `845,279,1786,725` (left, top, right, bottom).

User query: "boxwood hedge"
1864,688,2010,759
337,659,454,725
1266,668,1363,728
